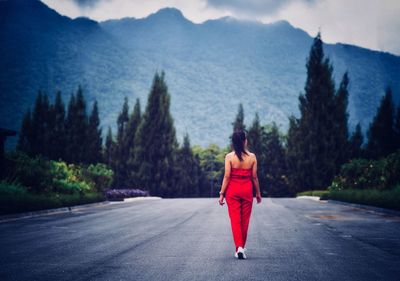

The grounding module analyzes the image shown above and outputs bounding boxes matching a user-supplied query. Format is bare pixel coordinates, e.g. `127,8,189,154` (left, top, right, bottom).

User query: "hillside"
1,0,400,149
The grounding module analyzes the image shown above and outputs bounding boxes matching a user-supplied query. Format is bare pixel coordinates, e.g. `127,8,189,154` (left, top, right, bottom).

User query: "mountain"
1,1,400,150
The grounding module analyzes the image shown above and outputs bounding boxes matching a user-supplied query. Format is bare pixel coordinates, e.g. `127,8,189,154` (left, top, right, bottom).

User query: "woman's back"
229,150,255,170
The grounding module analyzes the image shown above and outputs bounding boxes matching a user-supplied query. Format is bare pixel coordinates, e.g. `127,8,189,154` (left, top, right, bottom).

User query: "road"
1,197,400,281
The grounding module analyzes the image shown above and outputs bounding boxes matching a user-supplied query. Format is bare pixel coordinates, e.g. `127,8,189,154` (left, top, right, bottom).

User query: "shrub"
50,161,92,194
83,163,114,192
104,188,149,200
0,181,28,195
5,151,53,193
330,150,400,191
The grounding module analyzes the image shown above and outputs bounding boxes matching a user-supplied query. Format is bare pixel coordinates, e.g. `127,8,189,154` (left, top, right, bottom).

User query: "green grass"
297,190,329,197
320,187,400,211
0,191,106,215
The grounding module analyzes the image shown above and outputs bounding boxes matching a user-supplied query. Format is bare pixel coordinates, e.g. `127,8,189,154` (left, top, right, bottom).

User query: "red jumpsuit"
225,167,254,252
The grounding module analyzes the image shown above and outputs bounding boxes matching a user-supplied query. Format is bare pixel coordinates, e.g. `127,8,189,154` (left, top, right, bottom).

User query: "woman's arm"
218,154,231,205
252,155,262,203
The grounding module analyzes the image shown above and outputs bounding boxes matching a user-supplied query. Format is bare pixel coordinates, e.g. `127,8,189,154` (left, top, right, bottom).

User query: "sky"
41,0,400,56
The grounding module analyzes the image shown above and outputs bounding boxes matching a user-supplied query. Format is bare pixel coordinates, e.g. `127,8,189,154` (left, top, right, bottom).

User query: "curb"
296,195,321,201
0,196,162,223
297,196,400,216
326,199,400,217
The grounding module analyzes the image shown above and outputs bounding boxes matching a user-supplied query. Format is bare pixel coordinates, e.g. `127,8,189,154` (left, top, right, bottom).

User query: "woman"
218,130,262,260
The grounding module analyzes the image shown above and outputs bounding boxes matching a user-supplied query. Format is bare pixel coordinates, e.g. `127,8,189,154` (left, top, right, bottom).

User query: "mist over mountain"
1,0,400,149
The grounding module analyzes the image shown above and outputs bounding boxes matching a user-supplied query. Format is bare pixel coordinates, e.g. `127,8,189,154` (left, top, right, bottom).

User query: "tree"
133,71,179,197
263,123,291,197
65,86,89,164
395,105,400,151
286,32,339,191
366,87,396,159
48,91,66,161
17,108,33,155
232,103,245,132
334,72,350,169
30,90,49,157
104,126,115,168
247,113,267,195
113,97,130,188
348,123,364,159
86,100,102,164
175,134,201,197
126,98,142,187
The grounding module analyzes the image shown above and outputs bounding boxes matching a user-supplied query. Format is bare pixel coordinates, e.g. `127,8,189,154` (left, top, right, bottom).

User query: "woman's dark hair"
231,130,248,161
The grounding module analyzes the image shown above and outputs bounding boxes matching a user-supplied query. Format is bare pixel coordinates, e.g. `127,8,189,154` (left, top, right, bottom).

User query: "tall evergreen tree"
104,126,115,167
48,91,66,161
366,87,396,159
65,86,89,164
286,115,303,194
232,103,245,132
395,105,400,151
286,32,339,191
126,98,142,187
348,123,364,159
264,123,290,197
114,97,130,188
30,90,48,156
175,134,200,197
17,108,33,155
133,71,179,197
334,72,350,169
247,112,266,194
86,100,102,164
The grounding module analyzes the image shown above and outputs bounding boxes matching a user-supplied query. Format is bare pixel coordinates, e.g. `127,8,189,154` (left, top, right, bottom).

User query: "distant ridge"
1,0,399,150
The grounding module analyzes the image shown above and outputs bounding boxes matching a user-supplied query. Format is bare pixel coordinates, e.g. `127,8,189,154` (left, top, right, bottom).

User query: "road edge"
0,196,162,223
297,195,400,216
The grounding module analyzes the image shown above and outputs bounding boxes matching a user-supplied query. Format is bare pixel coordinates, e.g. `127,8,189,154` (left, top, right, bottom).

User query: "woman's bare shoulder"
225,151,234,159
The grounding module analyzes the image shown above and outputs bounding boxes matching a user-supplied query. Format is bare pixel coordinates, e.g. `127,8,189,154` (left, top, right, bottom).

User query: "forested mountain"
1,0,400,149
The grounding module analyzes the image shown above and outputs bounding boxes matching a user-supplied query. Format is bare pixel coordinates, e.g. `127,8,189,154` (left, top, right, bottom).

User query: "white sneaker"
237,246,246,259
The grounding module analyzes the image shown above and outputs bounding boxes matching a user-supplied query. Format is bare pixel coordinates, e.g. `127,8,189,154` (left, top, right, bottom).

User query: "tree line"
233,33,400,196
17,33,400,197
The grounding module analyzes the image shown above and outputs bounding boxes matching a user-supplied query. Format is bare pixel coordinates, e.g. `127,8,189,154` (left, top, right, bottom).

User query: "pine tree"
104,126,115,167
395,105,400,152
126,98,142,187
48,91,66,161
17,108,33,155
65,86,89,164
232,103,245,132
114,97,130,188
366,87,396,159
247,112,266,194
334,72,350,169
286,32,338,191
174,133,202,197
86,100,102,164
133,71,179,197
264,123,291,197
349,123,364,159
30,90,48,156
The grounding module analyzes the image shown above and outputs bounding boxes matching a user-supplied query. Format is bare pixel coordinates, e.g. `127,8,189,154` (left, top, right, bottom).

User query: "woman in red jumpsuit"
218,130,262,259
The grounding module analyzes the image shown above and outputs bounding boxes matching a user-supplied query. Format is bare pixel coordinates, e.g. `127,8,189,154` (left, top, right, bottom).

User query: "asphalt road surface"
1,197,400,281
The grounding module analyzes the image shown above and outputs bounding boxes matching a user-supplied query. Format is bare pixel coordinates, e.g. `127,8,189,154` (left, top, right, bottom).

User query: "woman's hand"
218,194,225,206
256,193,262,204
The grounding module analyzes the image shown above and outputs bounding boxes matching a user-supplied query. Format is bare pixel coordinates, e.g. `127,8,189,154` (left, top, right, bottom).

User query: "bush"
322,186,400,211
83,163,114,192
5,151,53,193
0,181,28,195
104,188,149,200
330,150,400,191
0,191,106,215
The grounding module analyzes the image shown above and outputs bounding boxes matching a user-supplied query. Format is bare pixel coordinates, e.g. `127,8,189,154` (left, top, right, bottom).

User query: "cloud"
72,0,103,8
206,0,316,16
